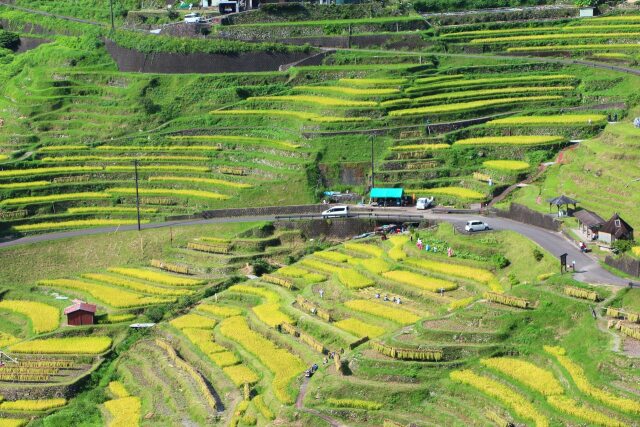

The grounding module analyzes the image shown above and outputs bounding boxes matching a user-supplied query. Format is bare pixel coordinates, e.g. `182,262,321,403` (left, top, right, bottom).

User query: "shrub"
0,300,60,334
612,239,634,254
533,248,544,262
10,337,112,354
491,254,511,269
344,299,420,325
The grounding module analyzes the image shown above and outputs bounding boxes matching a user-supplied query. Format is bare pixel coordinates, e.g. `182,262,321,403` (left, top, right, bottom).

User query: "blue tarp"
370,188,403,199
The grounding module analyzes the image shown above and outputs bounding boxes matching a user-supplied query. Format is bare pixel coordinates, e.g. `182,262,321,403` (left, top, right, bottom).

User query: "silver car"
464,220,489,232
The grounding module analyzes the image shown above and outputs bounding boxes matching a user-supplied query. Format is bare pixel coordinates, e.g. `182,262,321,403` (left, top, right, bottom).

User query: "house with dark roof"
598,213,634,245
574,209,605,238
64,300,97,326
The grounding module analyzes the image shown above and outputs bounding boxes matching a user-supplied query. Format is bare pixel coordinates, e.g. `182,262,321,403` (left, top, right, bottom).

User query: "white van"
184,13,202,23
321,205,350,218
416,196,434,210
464,220,490,232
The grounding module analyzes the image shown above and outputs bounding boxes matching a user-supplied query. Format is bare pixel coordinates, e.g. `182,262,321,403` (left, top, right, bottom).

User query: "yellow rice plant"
337,269,375,289
631,246,640,257
0,398,66,412
253,303,294,328
544,346,640,414
388,235,409,260
450,370,549,427
261,274,296,290
105,165,209,173
326,398,382,410
383,270,458,293
486,114,607,126
253,395,275,420
410,86,573,103
390,143,450,151
0,181,49,189
104,396,141,427
107,187,229,200
170,314,217,330
14,219,148,232
334,318,385,338
564,286,599,301
415,74,574,90
219,316,306,404
181,328,227,356
406,258,502,292
300,258,340,274
389,96,561,117
107,267,204,286
102,314,136,324
448,297,475,310
294,85,399,96
96,145,221,152
149,176,252,189
82,273,194,296
210,109,369,123
108,381,130,398
228,284,279,303
314,251,351,263
406,187,485,200
483,160,530,171
67,207,157,214
196,304,242,318
0,300,60,333
150,259,189,275
413,74,465,85
38,145,88,151
474,32,640,43
344,242,384,258
0,419,27,427
338,78,408,86
485,292,530,308
480,357,564,396
0,332,18,348
344,300,420,325
455,135,565,146
248,95,377,107
168,135,301,150
547,395,624,427
223,364,259,386
210,351,240,367
0,166,102,178
278,266,312,277
40,155,209,162
39,278,173,308
301,272,326,284
1,192,110,206
349,257,391,274
10,336,112,354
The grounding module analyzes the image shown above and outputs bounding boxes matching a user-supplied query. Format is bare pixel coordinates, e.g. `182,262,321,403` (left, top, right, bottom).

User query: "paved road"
0,209,630,287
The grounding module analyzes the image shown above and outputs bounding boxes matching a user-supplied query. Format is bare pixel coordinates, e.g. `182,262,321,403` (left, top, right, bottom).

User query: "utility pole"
134,160,141,232
109,0,115,33
370,134,375,190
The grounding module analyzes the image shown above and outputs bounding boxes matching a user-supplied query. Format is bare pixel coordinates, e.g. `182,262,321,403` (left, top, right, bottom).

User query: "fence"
493,203,561,231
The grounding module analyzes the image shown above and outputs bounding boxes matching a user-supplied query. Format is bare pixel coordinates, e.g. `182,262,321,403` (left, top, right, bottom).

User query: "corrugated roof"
370,188,403,198
64,302,97,315
574,209,605,228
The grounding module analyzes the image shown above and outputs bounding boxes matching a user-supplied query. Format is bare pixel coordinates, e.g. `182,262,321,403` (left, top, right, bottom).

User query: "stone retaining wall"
493,203,561,231
605,255,640,278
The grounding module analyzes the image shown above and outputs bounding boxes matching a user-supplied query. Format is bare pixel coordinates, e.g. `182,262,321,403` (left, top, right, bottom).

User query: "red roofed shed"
64,300,97,326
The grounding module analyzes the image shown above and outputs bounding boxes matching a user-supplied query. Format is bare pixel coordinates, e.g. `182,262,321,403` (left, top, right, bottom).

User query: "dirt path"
295,377,345,427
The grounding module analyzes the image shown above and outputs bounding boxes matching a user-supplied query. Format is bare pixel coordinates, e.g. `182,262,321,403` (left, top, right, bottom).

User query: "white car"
465,220,490,232
416,196,434,210
184,13,202,23
321,205,350,218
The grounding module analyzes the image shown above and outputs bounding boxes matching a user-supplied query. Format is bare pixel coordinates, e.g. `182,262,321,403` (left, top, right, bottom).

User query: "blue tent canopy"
370,188,403,199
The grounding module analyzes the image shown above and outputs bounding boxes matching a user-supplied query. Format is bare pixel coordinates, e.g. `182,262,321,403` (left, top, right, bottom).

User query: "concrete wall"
605,255,640,277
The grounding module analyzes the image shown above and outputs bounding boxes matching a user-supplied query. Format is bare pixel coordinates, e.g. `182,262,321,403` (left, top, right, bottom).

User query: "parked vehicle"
416,196,434,210
321,205,350,218
465,220,490,232
184,13,202,23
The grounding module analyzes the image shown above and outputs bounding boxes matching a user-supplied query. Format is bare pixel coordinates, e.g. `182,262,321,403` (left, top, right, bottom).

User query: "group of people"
579,241,588,253
375,293,401,304
415,238,454,257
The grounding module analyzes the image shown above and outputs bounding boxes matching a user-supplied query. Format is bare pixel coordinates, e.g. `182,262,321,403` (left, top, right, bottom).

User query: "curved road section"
0,208,629,287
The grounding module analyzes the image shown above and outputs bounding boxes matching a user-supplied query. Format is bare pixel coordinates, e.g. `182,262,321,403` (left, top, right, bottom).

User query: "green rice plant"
508,44,640,52
343,242,384,258
450,369,549,427
326,398,382,410
294,85,399,96
149,176,252,189
39,278,173,308
414,74,575,90
383,270,458,293
334,318,385,338
395,86,574,107
67,207,158,214
219,316,306,404
104,165,210,173
472,32,640,43
107,188,230,200
390,143,450,151
168,135,301,150
13,219,149,232
0,398,67,412
413,74,465,85
338,78,408,86
210,109,369,123
405,187,485,200
107,267,204,286
96,145,221,152
337,269,375,289
0,166,102,178
1,192,110,206
480,357,563,396
0,300,60,334
253,395,274,420
483,160,530,171
249,95,377,107
389,96,561,117
0,181,49,189
344,299,420,325
10,336,112,354
454,135,565,146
